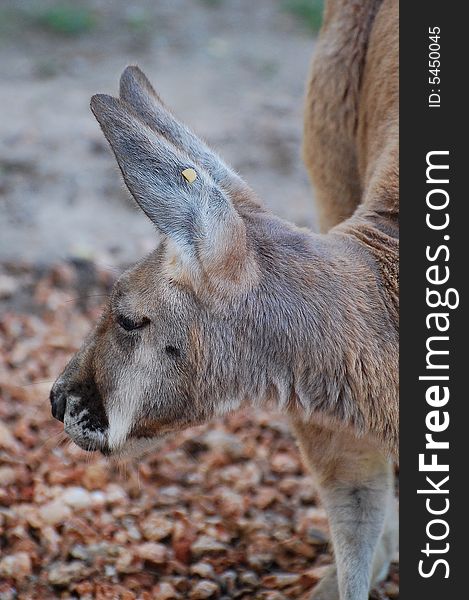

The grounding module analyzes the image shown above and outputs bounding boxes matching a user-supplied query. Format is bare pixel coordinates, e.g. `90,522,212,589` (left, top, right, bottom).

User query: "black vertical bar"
400,1,466,597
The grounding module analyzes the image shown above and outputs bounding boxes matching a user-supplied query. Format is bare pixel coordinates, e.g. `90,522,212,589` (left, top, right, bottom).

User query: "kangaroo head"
50,66,283,458
50,67,398,459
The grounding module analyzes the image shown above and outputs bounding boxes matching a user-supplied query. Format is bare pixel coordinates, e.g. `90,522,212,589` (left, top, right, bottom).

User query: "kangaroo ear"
90,94,253,289
119,65,252,199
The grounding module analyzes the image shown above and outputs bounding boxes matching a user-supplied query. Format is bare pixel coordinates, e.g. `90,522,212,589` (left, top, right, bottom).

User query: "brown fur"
51,2,398,597
300,0,398,450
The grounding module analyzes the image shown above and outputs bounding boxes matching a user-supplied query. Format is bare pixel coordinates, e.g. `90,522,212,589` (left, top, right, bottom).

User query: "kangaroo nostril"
50,385,67,423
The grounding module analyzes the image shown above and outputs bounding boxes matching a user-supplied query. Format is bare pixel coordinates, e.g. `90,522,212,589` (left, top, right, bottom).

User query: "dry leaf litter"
0,261,399,599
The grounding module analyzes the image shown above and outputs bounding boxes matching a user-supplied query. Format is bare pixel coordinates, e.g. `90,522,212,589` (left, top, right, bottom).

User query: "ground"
0,263,399,599
0,1,399,598
0,0,316,264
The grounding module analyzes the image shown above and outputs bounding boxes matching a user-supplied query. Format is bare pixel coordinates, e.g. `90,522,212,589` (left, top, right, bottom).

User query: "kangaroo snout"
50,372,110,453
49,380,67,422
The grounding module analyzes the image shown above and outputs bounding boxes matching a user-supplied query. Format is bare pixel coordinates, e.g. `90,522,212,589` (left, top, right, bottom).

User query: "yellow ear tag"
182,168,197,183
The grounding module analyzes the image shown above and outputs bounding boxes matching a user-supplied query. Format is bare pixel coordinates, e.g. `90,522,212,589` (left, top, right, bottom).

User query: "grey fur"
51,2,399,597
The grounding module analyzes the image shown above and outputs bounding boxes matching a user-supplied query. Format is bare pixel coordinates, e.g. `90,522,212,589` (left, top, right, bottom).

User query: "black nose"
50,383,67,422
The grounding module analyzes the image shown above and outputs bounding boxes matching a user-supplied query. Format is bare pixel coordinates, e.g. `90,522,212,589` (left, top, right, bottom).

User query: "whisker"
33,429,68,456
63,294,110,304
136,464,141,490
12,380,56,388
87,446,95,465
57,432,69,447
36,428,66,452
84,442,92,463
116,458,130,482
92,263,124,274
183,446,202,464
17,394,57,422
63,438,74,455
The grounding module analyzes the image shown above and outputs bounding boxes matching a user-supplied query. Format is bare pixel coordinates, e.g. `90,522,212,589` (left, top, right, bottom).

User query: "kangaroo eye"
117,315,148,331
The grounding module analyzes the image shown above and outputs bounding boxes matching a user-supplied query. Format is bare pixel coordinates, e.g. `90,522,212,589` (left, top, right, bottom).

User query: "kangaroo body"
299,2,398,597
51,2,399,598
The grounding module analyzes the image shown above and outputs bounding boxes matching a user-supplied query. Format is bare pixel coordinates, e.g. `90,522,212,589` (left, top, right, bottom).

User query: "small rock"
255,487,278,509
281,537,316,559
61,486,92,509
114,530,129,545
47,467,84,486
158,486,182,505
90,491,106,506
15,504,41,528
115,549,134,573
105,484,127,504
271,452,299,474
70,542,118,561
304,507,328,522
135,542,167,564
82,463,109,490
263,572,301,588
278,477,300,495
383,581,399,598
239,570,260,588
264,593,287,600
152,582,180,599
0,585,16,600
235,462,262,490
104,565,117,577
298,481,317,503
142,514,173,541
246,543,274,570
70,545,91,561
173,536,193,565
168,575,189,593
0,552,32,581
189,580,219,599
0,422,20,452
190,562,216,579
217,487,245,516
39,500,72,525
126,524,142,541
203,430,244,459
219,570,237,594
247,553,272,570
303,565,331,583
0,466,16,487
191,535,227,558
47,561,89,585
306,527,329,545
41,525,61,555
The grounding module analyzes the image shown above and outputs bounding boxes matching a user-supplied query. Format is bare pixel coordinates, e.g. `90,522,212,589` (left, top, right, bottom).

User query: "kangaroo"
50,1,399,598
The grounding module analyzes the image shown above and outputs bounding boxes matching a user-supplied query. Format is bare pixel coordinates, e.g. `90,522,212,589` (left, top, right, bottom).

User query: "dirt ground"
0,0,317,265
0,263,399,599
0,2,399,598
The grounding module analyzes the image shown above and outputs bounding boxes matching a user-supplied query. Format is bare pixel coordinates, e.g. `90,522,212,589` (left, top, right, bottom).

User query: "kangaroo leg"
309,482,398,600
371,488,398,586
291,421,397,600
